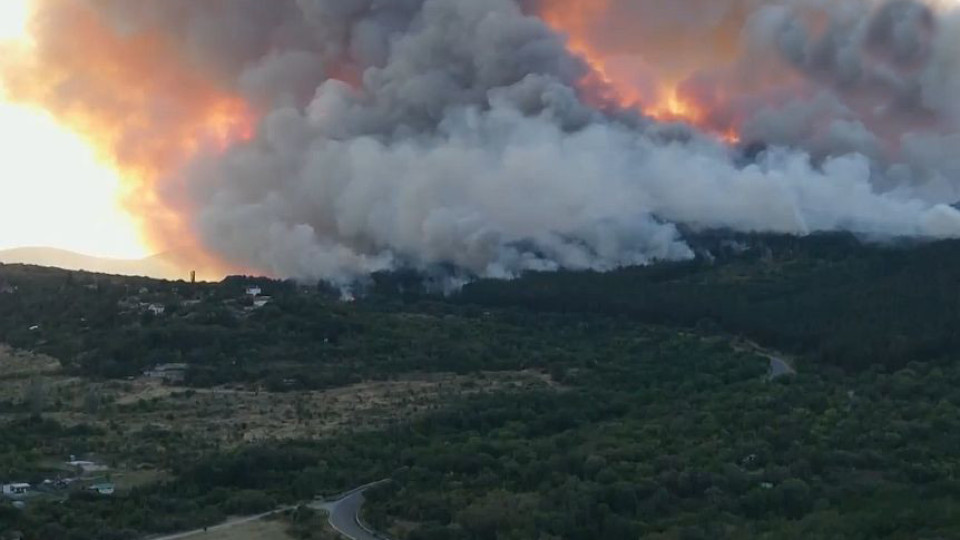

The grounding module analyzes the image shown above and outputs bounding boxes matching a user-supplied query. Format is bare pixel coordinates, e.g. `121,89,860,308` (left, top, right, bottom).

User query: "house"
245,286,262,297
88,483,115,496
143,363,188,383
66,460,109,474
2,483,30,498
147,304,165,316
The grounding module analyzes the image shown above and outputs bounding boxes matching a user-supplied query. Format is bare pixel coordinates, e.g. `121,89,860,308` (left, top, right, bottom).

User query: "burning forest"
4,0,960,282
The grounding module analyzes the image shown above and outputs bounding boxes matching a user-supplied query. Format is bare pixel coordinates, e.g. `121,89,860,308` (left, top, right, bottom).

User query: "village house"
1,483,30,499
66,460,109,474
143,363,188,383
88,483,115,496
147,303,166,316
245,286,263,297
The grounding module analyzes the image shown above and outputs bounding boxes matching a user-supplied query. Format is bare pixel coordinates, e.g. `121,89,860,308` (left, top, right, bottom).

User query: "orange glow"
540,0,742,143
540,0,643,107
1,0,257,279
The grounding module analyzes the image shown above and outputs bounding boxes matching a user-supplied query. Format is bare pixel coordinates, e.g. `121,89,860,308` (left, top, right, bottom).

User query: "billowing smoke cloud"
5,0,960,282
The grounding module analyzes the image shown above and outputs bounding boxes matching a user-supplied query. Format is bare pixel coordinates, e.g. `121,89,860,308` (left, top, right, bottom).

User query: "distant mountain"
0,247,184,280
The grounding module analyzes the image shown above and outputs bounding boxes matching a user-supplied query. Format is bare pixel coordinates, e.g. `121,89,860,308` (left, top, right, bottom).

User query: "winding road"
768,355,796,379
733,339,796,380
314,485,386,540
147,482,389,540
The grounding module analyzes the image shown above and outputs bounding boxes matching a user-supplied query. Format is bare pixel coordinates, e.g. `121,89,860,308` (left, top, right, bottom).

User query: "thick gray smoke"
75,0,960,281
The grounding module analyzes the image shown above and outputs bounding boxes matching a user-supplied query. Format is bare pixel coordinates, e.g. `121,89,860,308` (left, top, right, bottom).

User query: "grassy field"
154,516,294,540
0,365,556,445
0,342,560,491
0,344,60,378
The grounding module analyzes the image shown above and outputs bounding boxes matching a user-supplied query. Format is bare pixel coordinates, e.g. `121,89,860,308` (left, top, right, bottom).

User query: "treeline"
7,233,960,382
457,233,960,371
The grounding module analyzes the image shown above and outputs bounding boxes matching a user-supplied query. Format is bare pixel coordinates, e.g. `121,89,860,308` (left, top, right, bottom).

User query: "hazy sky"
0,1,146,259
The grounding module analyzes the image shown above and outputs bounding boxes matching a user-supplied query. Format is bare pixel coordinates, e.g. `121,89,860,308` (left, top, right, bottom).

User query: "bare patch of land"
201,519,292,540
0,344,559,480
0,344,61,378
2,370,551,445
150,515,294,540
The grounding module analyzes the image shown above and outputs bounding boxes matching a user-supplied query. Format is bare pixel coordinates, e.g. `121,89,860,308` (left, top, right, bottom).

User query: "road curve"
733,339,796,380
314,481,390,540
146,481,389,540
318,490,378,540
768,355,796,379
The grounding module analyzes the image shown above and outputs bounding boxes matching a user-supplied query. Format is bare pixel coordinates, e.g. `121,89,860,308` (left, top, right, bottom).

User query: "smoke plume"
5,0,960,282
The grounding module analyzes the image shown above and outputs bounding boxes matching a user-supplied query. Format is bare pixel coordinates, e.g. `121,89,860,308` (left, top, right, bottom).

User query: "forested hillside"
3,233,960,539
460,233,960,371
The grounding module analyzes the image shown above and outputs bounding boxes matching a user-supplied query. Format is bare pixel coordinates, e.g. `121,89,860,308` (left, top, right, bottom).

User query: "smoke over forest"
5,0,960,282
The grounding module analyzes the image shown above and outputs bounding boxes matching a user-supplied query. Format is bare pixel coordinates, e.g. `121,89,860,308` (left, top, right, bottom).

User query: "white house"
143,363,188,383
67,460,109,473
245,286,262,297
88,483,115,496
2,483,30,498
147,304,165,316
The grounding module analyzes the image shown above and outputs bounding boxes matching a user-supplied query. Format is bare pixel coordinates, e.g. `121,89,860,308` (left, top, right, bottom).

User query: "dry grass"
0,344,60,378
162,517,293,540
0,343,559,497
0,350,557,449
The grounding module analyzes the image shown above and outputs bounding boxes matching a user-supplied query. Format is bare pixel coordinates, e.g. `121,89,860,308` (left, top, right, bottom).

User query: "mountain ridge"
0,246,184,280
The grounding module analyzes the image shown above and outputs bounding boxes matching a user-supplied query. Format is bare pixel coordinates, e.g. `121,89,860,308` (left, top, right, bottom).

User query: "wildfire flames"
539,0,741,142
3,0,960,281
2,0,744,276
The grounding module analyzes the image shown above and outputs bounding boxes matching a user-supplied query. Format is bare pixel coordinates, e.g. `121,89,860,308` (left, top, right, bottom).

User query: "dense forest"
459,232,960,371
4,233,960,539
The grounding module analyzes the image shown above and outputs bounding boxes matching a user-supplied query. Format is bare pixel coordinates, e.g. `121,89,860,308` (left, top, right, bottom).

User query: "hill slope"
0,247,183,280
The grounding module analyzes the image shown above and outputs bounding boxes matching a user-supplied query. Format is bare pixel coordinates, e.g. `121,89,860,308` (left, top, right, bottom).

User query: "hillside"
4,234,960,539
0,247,183,280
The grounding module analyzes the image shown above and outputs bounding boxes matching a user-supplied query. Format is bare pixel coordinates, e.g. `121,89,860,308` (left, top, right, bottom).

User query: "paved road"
315,490,380,540
147,481,388,540
314,481,389,540
733,339,796,380
768,355,796,379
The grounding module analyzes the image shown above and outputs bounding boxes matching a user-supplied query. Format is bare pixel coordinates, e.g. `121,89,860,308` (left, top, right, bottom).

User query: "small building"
67,460,109,474
245,286,263,297
88,483,115,496
2,483,30,498
143,363,188,383
147,304,166,316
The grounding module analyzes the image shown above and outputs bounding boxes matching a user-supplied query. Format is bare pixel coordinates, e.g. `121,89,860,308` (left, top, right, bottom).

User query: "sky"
0,0,147,259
